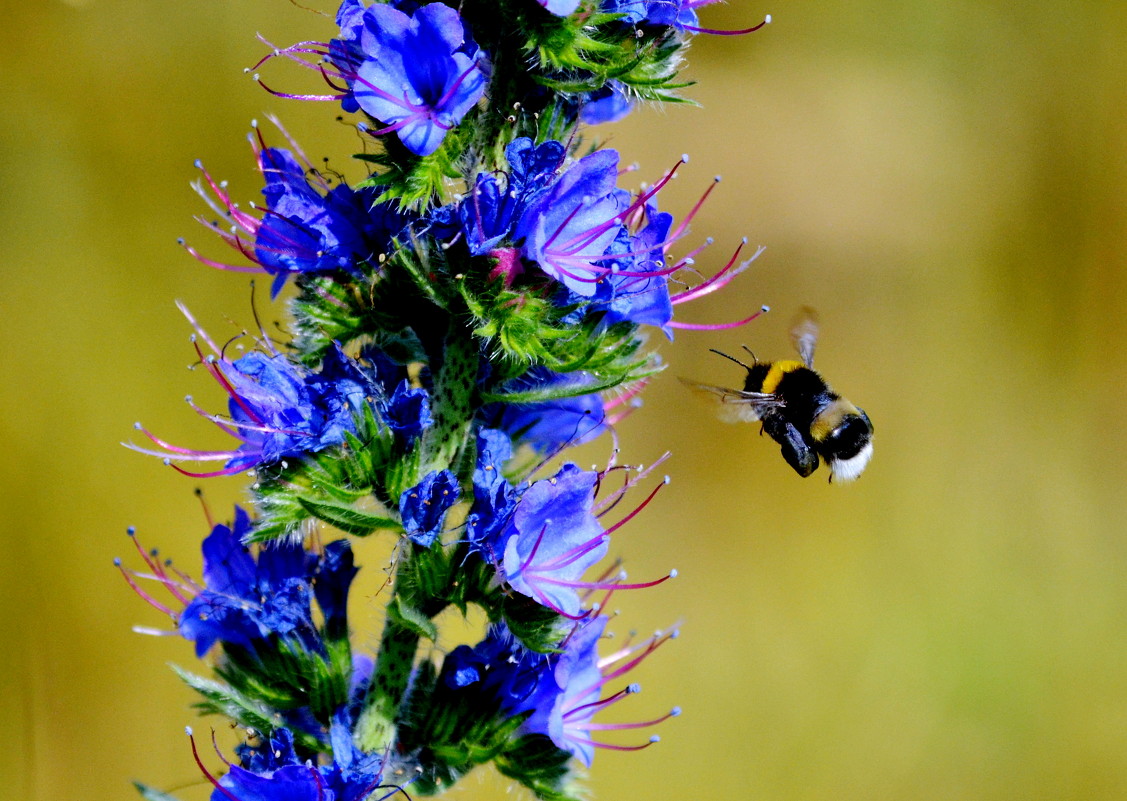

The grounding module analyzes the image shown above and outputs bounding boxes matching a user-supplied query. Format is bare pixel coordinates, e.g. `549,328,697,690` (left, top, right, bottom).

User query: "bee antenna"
709,348,754,370
741,345,758,363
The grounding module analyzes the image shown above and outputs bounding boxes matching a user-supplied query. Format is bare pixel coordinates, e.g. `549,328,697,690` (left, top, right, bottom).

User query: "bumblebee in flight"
683,309,873,482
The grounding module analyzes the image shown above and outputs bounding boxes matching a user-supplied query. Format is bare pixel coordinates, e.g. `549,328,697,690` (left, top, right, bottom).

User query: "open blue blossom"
458,138,566,257
129,318,377,477
498,464,608,618
399,469,461,547
514,149,628,297
329,2,488,156
178,507,317,656
512,147,687,324
593,201,675,332
118,508,361,659
440,618,679,768
185,129,413,297
207,718,384,801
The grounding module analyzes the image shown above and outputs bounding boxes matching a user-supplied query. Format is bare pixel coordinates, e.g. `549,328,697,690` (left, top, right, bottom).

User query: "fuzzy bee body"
683,309,873,482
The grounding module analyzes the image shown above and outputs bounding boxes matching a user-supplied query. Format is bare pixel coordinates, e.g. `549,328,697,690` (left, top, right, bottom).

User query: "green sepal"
388,595,439,642
289,272,430,366
249,405,401,543
354,123,466,212
501,593,571,654
132,782,184,801
298,496,402,538
495,735,579,801
214,638,351,730
397,660,533,796
170,664,326,753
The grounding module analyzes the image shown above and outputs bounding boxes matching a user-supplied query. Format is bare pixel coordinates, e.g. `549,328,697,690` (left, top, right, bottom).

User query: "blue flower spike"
123,0,779,796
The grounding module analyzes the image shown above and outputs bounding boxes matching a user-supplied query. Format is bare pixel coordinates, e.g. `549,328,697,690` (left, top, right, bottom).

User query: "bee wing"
790,306,820,369
679,378,785,423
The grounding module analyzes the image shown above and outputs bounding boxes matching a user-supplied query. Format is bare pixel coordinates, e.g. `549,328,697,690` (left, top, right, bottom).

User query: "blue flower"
399,469,461,547
498,464,608,618
537,0,582,16
254,147,410,296
213,717,383,801
118,507,361,659
486,368,608,454
539,616,680,767
514,148,628,297
330,2,489,156
186,130,413,298
594,201,674,331
579,81,634,125
466,428,520,550
382,379,433,446
129,326,377,477
441,624,557,717
439,618,680,768
178,507,318,657
458,138,566,256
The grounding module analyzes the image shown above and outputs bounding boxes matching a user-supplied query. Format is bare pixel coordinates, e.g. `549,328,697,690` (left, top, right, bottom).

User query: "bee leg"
762,416,819,477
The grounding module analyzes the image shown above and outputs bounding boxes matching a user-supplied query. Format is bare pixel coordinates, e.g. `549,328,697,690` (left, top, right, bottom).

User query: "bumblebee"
683,308,873,482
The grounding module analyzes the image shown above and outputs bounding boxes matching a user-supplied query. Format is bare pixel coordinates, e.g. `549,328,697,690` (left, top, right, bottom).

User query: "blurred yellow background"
4,1,1127,799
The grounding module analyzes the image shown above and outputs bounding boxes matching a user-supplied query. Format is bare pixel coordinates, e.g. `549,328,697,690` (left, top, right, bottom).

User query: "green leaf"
388,595,439,641
171,665,279,730
297,497,401,538
132,782,184,801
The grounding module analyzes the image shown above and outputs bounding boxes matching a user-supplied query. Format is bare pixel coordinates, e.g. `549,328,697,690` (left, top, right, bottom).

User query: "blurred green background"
4,0,1127,798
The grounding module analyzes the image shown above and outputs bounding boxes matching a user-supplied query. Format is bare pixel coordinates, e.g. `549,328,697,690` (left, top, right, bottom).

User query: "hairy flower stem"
420,325,480,479
356,610,422,752
358,544,455,752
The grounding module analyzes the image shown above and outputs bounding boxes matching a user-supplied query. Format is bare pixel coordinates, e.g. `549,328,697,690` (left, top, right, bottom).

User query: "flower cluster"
122,1,773,799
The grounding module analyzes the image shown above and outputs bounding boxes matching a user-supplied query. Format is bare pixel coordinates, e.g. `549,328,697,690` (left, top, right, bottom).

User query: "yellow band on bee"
760,360,805,395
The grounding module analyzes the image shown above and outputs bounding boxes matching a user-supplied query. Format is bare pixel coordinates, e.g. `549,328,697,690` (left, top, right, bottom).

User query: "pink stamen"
169,462,254,479
671,243,765,305
115,561,177,619
129,531,193,605
179,239,263,274
123,441,238,462
131,424,235,459
603,477,669,535
563,684,635,720
679,15,771,36
601,631,677,681
533,571,672,593
668,177,720,242
257,75,344,102
528,532,608,574
562,734,659,752
594,452,671,514
667,305,769,330
188,728,243,801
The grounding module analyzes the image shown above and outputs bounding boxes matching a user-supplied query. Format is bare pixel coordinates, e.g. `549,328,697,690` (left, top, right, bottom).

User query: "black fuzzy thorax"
745,365,837,432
